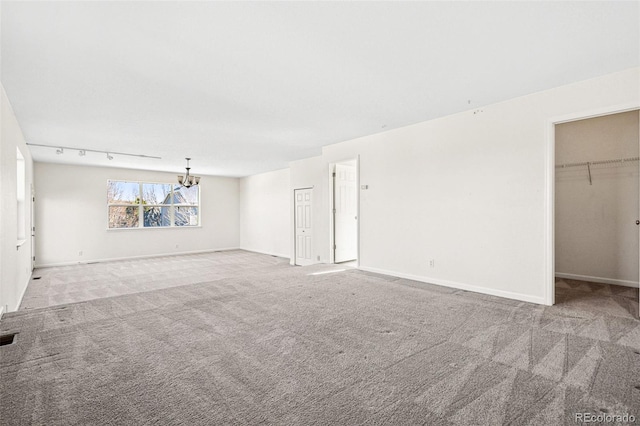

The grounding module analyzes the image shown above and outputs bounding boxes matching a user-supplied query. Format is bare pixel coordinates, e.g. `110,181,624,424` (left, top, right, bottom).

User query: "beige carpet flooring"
1,250,639,425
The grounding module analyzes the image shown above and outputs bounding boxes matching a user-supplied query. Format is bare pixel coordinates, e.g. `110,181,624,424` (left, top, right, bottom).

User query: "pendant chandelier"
178,158,200,188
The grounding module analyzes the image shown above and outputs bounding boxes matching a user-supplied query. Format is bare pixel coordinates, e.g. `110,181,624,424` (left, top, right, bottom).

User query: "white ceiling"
2,1,638,177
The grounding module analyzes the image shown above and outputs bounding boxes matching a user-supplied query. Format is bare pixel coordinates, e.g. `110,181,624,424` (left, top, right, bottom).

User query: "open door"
31,184,35,271
333,162,357,263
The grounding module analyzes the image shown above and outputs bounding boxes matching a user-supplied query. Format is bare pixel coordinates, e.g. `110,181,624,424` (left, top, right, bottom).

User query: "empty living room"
1,1,640,425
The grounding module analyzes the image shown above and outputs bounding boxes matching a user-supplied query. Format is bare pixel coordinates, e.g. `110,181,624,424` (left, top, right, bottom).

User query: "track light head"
56,148,64,155
106,153,113,160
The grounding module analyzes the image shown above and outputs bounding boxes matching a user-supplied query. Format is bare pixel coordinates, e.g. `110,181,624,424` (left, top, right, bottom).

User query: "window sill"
106,226,202,231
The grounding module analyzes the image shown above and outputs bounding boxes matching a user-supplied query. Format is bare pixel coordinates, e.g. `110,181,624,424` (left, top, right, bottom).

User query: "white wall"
1,85,34,314
281,68,640,304
239,168,290,258
34,163,239,266
555,110,639,286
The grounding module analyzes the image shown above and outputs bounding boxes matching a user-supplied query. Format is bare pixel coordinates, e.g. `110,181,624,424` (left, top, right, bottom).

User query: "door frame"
328,156,360,266
293,187,314,266
544,102,640,306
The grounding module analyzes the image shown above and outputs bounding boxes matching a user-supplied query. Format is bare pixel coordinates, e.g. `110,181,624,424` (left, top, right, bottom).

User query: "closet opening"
554,109,639,319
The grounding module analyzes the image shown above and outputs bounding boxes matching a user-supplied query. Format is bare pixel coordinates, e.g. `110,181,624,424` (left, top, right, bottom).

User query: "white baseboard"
0,271,31,316
240,247,290,260
359,266,546,305
35,247,241,268
14,273,31,312
555,272,639,288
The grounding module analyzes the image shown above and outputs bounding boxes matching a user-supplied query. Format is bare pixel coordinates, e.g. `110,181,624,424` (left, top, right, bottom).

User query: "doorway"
294,187,313,266
553,109,639,318
330,159,358,265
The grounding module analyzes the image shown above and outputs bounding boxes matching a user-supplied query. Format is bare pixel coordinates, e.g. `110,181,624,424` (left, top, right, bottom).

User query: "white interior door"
334,163,357,263
31,184,35,271
295,188,313,266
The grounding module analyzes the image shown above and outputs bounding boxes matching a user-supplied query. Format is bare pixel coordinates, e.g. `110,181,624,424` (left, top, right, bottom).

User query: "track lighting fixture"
26,143,161,160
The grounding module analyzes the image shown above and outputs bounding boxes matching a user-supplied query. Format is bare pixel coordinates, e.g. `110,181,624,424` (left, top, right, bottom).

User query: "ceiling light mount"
178,158,200,188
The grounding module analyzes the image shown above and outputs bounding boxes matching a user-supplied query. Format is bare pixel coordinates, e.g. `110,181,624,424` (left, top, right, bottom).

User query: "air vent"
0,333,17,346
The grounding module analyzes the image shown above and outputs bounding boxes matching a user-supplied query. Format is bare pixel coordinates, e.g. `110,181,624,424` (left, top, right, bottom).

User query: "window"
107,180,199,229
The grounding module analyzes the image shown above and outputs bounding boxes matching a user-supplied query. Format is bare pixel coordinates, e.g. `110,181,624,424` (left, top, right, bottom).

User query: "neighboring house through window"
107,180,199,229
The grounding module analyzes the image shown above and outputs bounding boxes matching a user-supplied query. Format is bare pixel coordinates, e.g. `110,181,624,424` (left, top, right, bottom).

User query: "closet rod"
556,156,639,169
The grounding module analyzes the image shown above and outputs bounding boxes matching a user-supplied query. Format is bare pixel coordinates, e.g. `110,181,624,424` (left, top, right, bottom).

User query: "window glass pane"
174,186,199,205
143,206,171,227
142,183,171,205
108,181,140,204
108,206,139,228
175,207,198,226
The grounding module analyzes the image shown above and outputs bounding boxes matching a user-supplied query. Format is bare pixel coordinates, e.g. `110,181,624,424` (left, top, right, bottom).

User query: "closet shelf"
555,156,639,185
556,156,639,169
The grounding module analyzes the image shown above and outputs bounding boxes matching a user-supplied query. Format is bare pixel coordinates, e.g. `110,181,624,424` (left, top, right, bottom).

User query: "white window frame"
107,180,200,229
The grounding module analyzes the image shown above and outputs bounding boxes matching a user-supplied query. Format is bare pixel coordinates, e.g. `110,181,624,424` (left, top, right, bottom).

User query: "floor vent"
33,277,41,280
0,333,17,346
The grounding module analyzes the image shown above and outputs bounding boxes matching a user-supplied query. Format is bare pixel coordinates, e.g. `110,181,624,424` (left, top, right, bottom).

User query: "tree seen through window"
108,181,199,229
